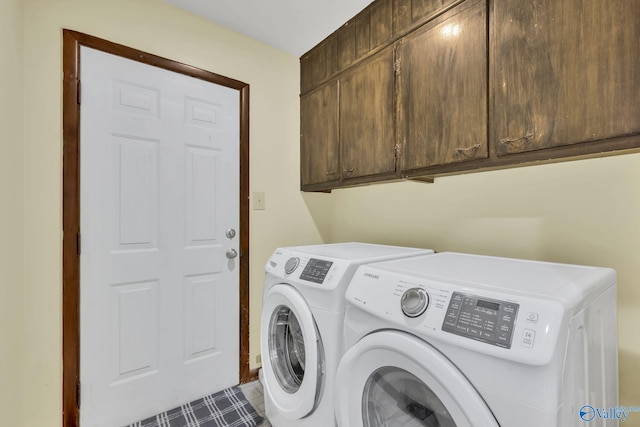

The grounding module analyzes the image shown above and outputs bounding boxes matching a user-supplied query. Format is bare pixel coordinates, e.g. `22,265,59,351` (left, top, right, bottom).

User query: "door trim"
62,29,253,427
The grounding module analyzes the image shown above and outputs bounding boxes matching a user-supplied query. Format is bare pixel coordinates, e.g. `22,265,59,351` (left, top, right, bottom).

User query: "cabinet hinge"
76,381,81,408
76,232,81,256
76,80,81,104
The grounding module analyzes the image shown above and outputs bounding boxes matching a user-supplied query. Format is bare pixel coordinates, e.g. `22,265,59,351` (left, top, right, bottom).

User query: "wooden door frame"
62,29,254,427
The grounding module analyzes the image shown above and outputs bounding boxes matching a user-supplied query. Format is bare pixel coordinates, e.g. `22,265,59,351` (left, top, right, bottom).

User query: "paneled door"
339,45,396,180
399,0,488,170
492,0,640,155
300,81,340,186
79,47,240,426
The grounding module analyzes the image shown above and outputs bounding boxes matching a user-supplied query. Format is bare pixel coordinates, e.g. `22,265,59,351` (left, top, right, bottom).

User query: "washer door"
261,284,323,420
335,331,499,427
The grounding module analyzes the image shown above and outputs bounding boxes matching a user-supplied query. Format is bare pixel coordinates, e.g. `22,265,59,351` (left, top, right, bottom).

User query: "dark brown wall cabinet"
300,0,640,191
399,0,487,171
492,0,640,156
395,0,463,37
340,46,396,180
300,46,397,187
300,82,339,186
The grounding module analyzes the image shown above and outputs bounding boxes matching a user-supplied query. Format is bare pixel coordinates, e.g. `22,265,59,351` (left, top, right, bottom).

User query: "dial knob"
284,257,300,274
401,288,429,318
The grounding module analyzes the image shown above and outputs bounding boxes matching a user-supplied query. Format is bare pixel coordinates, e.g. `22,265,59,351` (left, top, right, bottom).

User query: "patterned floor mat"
127,385,264,427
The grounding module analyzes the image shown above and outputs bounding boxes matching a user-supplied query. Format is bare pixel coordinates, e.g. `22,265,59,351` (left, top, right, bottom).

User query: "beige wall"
21,0,328,425
13,0,639,424
328,153,640,409
0,1,24,426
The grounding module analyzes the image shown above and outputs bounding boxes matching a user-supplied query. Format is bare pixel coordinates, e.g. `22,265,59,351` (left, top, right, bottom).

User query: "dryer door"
261,284,324,420
335,331,499,427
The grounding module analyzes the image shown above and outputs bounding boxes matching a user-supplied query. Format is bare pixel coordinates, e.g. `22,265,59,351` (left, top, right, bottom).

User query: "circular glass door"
260,284,322,420
363,367,456,427
334,330,499,427
269,305,307,393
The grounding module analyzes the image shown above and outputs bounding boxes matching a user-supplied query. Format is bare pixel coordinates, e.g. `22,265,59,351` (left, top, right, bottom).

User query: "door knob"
226,248,238,259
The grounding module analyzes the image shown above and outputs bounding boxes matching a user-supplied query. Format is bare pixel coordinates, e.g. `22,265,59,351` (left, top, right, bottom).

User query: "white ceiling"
163,0,374,57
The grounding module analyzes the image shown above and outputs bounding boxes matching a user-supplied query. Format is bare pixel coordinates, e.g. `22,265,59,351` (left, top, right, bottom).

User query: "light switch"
253,192,265,210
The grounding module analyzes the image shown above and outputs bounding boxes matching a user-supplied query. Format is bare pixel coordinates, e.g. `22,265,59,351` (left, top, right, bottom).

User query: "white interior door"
79,47,240,427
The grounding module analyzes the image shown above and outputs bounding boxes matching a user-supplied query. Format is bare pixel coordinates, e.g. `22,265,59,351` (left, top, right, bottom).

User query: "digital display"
477,300,499,311
300,258,333,284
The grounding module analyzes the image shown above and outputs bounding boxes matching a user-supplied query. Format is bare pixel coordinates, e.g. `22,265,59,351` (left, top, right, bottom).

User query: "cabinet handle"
343,167,357,177
326,171,338,176
454,144,481,158
500,133,534,145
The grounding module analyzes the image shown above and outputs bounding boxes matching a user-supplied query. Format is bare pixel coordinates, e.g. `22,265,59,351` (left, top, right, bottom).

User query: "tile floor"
239,379,272,427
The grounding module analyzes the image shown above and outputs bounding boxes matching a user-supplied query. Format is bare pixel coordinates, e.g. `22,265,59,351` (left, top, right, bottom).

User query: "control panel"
442,292,519,348
344,262,572,365
299,258,334,284
266,251,345,288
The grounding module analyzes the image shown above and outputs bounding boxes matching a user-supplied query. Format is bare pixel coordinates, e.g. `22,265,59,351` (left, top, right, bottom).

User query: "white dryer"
260,243,433,427
335,252,618,427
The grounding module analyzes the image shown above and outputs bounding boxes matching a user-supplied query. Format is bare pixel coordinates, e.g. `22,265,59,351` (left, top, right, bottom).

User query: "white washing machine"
335,252,618,427
260,243,433,427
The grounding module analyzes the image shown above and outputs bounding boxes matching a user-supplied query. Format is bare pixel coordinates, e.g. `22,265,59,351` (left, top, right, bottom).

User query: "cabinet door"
493,0,640,155
300,81,340,186
395,0,462,37
400,0,488,171
300,36,337,94
340,47,396,180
